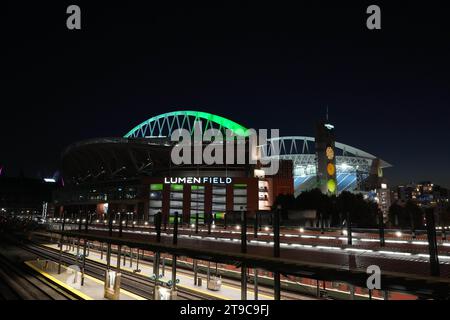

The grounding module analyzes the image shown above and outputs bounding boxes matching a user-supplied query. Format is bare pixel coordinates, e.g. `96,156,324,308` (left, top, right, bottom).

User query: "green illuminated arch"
124,110,249,138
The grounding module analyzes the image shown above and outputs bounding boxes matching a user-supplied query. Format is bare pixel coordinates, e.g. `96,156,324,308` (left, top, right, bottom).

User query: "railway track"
19,242,211,300
0,251,78,300
32,236,317,300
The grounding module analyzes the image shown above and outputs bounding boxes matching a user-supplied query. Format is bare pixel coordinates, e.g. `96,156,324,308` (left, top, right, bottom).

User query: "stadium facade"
54,110,391,223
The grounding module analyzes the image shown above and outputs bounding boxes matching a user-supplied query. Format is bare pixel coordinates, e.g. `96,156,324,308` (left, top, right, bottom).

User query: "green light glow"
124,110,249,138
327,179,337,193
150,184,163,191
214,212,225,219
170,184,184,191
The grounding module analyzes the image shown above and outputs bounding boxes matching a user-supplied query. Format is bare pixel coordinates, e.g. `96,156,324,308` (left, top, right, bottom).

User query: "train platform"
25,259,146,300
43,243,273,300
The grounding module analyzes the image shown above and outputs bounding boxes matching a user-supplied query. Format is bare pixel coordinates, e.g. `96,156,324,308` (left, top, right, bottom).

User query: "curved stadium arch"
124,110,249,138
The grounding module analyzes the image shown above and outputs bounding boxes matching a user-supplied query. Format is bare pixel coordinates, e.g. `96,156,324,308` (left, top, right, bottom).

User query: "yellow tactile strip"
24,260,146,300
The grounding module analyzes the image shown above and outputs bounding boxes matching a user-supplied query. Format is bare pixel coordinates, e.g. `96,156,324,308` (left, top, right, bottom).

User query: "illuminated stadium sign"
164,177,232,184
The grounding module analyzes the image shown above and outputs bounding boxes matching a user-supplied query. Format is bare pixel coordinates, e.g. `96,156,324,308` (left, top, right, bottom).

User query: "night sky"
3,1,450,187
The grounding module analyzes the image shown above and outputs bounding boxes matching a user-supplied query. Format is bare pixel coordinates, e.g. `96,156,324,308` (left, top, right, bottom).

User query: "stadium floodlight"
340,163,351,170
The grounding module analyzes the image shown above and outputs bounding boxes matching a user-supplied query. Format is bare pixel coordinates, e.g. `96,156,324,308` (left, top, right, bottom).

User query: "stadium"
121,110,391,196
56,110,391,223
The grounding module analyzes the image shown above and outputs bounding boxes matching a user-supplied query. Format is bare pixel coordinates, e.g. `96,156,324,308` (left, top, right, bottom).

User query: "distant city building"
361,159,391,219
0,176,56,217
393,182,450,225
396,182,449,207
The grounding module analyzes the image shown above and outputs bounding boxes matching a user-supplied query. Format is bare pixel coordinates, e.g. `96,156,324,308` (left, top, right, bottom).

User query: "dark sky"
3,1,450,187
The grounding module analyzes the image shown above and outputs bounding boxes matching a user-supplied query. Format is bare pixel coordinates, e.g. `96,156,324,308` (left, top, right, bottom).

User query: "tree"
404,200,424,230
336,191,378,228
388,203,404,227
438,205,450,227
273,193,295,220
388,201,424,230
274,189,378,228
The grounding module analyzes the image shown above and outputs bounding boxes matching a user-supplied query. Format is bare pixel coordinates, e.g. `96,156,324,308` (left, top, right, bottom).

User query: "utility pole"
81,209,88,286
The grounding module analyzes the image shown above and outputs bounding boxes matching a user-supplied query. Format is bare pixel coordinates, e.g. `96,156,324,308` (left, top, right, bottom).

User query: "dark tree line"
274,189,450,230
387,201,424,230
274,189,380,228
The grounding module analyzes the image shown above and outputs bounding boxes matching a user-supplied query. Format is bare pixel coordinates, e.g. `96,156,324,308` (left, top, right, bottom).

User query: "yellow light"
327,163,335,176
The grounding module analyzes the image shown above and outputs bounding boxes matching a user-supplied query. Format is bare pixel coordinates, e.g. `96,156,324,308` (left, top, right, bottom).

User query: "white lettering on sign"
164,177,232,184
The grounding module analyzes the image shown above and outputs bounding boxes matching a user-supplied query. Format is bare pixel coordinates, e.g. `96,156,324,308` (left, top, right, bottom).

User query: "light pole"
346,211,352,246
378,209,385,247
273,205,281,300
240,206,247,300
58,211,66,274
